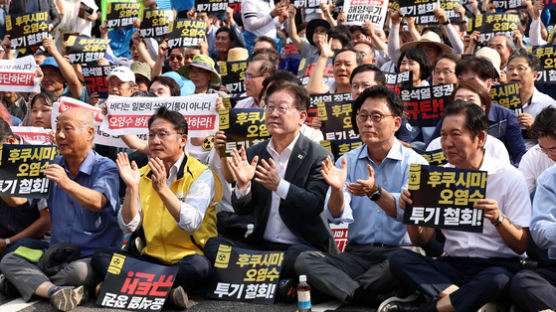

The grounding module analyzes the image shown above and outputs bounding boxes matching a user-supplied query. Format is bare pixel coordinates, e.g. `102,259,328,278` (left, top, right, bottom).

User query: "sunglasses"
169,55,184,61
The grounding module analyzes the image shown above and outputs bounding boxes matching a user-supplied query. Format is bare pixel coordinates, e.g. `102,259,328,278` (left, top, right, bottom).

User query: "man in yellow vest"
91,106,222,309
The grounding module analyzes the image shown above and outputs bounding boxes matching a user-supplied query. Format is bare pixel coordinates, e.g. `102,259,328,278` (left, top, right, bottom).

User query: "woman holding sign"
380,101,531,312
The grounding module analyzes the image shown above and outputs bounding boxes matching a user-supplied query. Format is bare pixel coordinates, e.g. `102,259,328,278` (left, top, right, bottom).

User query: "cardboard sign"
404,164,487,233
167,19,207,49
489,82,522,114
96,253,178,311
493,0,525,9
297,57,334,86
413,148,447,166
313,93,358,140
468,13,520,44
218,60,247,96
82,65,118,99
0,144,57,198
0,55,39,93
532,44,556,84
106,2,141,28
101,94,219,138
140,9,174,38
6,12,49,49
398,0,439,25
209,245,284,304
400,84,454,127
66,36,110,64
343,0,388,28
11,127,53,144
196,0,229,13
219,108,270,156
320,138,363,161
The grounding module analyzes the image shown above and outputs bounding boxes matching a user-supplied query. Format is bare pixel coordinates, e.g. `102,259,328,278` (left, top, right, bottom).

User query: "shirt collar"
169,152,186,178
358,138,403,162
62,149,96,176
267,132,301,157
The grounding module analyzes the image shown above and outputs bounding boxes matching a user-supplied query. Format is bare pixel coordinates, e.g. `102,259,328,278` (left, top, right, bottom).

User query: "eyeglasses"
536,146,556,156
356,112,395,124
148,130,182,141
242,72,264,80
169,55,183,61
264,105,294,114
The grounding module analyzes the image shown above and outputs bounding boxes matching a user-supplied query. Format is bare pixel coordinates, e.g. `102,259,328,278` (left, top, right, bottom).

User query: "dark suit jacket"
232,134,334,252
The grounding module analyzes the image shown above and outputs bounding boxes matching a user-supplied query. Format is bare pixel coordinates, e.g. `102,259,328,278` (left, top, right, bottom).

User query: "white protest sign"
343,0,388,28
0,55,40,93
51,96,129,148
11,126,53,144
101,94,218,138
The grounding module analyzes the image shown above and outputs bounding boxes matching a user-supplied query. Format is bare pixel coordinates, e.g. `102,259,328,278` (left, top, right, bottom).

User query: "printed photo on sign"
0,144,57,198
82,65,118,99
11,127,53,144
404,164,488,233
167,19,208,49
196,0,229,13
0,55,40,93
106,2,141,28
96,253,178,312
532,44,556,84
489,82,522,114
65,36,110,64
400,84,454,127
343,0,388,29
320,138,363,161
218,60,247,96
219,108,270,157
140,9,174,38
398,0,439,25
297,57,334,86
6,12,49,49
208,245,284,304
101,94,218,138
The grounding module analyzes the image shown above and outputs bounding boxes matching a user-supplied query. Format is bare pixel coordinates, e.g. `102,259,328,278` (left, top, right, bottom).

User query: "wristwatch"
4,238,10,246
368,184,382,201
493,213,505,227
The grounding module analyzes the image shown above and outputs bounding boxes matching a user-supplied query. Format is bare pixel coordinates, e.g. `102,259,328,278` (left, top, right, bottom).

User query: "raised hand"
228,146,258,189
321,156,347,191
148,157,167,194
254,158,281,191
116,152,140,188
347,164,376,197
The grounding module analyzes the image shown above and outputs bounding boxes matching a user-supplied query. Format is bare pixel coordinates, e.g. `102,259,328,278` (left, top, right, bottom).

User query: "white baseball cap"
107,66,136,83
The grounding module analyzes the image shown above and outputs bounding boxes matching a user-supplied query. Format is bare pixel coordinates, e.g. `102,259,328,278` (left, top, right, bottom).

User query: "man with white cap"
107,66,136,97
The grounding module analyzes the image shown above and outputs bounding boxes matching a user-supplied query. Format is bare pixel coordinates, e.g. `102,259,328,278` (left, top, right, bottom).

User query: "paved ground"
0,292,377,312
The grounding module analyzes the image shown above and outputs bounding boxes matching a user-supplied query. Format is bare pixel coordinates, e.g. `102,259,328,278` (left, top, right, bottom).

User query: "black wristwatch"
441,21,450,25
493,213,505,227
368,184,382,201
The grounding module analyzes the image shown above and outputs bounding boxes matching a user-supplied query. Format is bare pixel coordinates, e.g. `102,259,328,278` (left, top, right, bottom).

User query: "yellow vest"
138,152,222,265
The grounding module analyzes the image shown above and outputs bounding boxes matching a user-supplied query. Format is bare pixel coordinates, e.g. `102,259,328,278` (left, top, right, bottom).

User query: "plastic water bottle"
297,275,311,312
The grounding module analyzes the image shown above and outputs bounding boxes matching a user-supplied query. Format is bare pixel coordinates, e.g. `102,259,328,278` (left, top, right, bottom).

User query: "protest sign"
294,0,322,8
6,12,49,49
404,164,487,233
398,0,439,25
0,55,39,93
297,56,334,86
82,65,118,99
79,1,96,19
51,97,129,148
469,13,520,44
413,148,448,166
229,0,242,15
282,38,300,59
167,19,207,49
314,93,358,140
532,44,556,84
209,245,284,304
12,127,53,144
219,108,270,156
489,82,522,114
329,223,349,253
0,144,57,198
218,60,247,96
140,9,174,38
384,71,413,95
343,0,388,29
222,97,244,109
66,36,110,64
492,0,525,9
97,253,177,311
101,94,218,138
196,0,228,13
543,0,556,9
440,0,462,23
320,138,363,160
106,2,141,28
400,84,454,127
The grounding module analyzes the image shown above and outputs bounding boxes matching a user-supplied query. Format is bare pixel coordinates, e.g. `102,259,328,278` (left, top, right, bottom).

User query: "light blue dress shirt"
325,139,428,246
48,150,122,257
531,164,556,259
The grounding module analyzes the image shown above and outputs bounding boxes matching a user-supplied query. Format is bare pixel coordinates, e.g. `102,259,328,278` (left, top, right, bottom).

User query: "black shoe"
276,278,297,303
378,294,437,312
0,276,20,299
